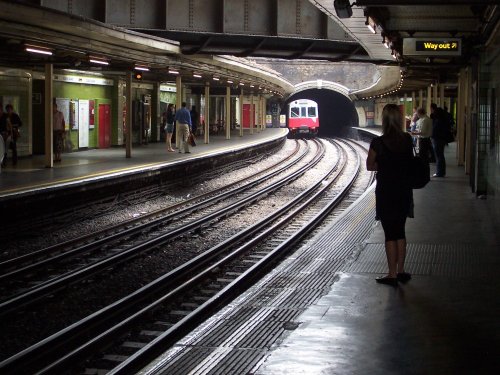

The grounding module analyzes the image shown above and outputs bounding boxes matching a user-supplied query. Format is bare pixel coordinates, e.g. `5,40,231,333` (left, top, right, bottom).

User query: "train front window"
308,107,317,117
290,107,300,118
301,107,307,117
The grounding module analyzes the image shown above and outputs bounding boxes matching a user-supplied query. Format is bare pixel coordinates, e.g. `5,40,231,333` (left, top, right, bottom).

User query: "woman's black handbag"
410,147,430,189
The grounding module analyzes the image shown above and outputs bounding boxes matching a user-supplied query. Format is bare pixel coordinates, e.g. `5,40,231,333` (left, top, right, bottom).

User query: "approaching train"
287,99,319,137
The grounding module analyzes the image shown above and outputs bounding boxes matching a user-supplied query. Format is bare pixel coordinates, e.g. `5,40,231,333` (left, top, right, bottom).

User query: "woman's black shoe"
375,276,398,287
397,272,412,283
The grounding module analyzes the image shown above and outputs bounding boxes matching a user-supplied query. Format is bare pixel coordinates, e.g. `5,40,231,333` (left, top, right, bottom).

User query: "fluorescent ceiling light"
25,46,52,55
135,66,149,71
227,80,233,84
89,58,109,65
168,69,179,75
213,76,220,81
193,73,202,78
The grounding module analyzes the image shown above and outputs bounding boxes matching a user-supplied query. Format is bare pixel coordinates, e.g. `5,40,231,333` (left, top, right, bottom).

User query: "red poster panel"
98,104,111,148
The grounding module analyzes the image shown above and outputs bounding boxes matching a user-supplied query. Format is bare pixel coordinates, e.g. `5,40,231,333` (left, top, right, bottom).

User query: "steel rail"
0,142,301,274
0,139,339,374
0,141,321,316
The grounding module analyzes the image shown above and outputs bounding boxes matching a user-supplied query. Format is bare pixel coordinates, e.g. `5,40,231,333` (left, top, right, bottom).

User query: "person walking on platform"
164,103,175,152
366,104,413,286
430,103,447,177
413,107,434,163
174,102,192,154
53,102,66,162
5,104,22,166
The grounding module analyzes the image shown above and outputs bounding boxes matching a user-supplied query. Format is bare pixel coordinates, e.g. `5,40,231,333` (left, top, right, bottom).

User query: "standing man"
174,102,192,154
5,104,22,166
430,103,447,177
413,107,434,163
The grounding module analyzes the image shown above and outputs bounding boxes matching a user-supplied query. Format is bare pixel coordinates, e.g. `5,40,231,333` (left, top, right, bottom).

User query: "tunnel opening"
284,89,358,137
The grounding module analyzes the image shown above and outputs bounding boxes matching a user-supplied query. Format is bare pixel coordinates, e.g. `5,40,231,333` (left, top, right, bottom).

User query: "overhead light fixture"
168,69,179,75
134,65,149,71
25,44,52,55
250,84,255,88
89,57,109,65
239,82,245,86
333,0,353,19
227,80,233,84
193,72,202,78
213,76,220,81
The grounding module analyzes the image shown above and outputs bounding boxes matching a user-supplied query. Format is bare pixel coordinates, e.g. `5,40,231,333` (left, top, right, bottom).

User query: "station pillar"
176,75,182,148
126,71,132,158
239,89,244,137
426,86,432,115
439,84,445,108
44,63,53,168
204,83,210,144
250,94,254,135
225,86,231,140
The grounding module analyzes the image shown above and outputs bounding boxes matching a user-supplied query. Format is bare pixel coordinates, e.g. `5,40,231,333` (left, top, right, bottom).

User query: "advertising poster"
69,100,78,130
89,100,95,129
280,114,287,127
78,100,89,148
56,98,70,131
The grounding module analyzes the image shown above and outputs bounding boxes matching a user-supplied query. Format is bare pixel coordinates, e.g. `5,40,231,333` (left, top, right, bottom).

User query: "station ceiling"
326,0,500,93
0,0,499,97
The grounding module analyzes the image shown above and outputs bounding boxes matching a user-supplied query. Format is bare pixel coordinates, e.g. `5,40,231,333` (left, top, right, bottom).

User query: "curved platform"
0,129,287,219
140,141,500,375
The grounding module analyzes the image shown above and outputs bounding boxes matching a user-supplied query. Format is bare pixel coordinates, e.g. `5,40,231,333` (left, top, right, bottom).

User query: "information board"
403,38,461,56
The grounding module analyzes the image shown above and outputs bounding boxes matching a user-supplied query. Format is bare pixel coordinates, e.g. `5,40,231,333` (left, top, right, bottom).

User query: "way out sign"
403,38,461,56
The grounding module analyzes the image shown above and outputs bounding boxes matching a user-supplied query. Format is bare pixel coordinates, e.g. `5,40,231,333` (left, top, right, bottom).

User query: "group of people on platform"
163,102,198,154
0,100,66,166
366,102,455,287
0,104,22,167
410,103,454,177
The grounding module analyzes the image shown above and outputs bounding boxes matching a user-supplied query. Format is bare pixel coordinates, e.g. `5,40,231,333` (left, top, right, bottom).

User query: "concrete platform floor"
256,142,500,375
0,128,286,197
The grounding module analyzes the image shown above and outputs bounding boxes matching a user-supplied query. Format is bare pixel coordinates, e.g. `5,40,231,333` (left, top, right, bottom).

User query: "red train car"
287,99,319,137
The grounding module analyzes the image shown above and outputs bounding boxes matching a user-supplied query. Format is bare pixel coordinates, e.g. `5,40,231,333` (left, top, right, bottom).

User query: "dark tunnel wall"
285,89,358,137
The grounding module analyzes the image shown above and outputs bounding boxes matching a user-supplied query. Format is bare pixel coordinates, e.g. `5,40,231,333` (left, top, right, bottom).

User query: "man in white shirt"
413,107,434,163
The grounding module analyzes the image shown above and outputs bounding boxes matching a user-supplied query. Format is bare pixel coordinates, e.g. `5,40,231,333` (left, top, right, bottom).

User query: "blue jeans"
431,138,446,176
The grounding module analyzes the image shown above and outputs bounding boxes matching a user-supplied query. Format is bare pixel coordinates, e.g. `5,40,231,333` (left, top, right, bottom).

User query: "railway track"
0,140,310,314
0,137,372,374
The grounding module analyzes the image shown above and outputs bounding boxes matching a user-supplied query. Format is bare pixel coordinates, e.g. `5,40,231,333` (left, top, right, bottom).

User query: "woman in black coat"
366,104,413,286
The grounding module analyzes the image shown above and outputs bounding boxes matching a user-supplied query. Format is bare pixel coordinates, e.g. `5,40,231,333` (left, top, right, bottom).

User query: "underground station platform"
1,132,499,374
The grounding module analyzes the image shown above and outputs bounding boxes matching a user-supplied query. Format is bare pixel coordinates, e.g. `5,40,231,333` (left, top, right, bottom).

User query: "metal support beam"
44,63,53,168
426,85,432,115
356,0,500,5
239,89,244,137
226,86,231,140
126,71,132,158
250,94,254,135
205,83,210,144
175,75,182,149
